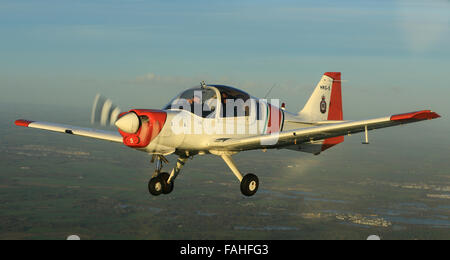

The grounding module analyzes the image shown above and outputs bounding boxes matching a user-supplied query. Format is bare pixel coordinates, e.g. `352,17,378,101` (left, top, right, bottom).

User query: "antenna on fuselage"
264,83,276,99
200,81,207,89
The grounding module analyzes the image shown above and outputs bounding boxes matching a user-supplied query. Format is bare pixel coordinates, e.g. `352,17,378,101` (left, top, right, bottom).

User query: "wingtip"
390,110,441,122
433,112,441,119
15,119,34,127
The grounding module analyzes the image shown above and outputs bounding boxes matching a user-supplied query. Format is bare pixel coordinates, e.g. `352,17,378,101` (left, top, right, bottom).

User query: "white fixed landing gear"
148,155,172,196
148,155,188,196
148,172,173,196
148,154,259,197
221,155,259,197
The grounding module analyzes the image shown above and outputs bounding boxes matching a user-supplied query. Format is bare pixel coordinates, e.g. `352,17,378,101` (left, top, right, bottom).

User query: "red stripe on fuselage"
267,104,283,134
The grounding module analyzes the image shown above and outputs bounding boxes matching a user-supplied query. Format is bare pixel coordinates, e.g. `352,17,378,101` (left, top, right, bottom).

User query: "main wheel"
148,176,164,196
240,173,259,197
160,172,174,194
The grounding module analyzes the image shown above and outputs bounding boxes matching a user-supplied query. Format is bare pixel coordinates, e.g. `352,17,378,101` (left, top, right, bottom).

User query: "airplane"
14,72,441,197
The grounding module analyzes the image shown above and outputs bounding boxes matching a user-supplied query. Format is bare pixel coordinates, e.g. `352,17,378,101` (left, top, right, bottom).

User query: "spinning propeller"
90,94,140,134
91,94,122,126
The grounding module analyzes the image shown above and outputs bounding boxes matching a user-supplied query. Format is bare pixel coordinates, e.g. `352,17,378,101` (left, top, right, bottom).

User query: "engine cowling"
116,109,167,148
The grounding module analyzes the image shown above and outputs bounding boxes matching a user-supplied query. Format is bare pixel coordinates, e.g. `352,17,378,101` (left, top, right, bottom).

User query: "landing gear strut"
221,155,259,197
148,155,187,196
148,154,258,197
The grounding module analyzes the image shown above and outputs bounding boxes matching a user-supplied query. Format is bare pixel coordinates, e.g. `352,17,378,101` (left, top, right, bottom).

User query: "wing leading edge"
211,110,440,152
15,119,123,143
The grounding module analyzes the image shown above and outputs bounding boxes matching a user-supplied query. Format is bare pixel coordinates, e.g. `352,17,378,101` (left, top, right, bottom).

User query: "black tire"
240,174,259,197
148,176,164,196
160,172,174,194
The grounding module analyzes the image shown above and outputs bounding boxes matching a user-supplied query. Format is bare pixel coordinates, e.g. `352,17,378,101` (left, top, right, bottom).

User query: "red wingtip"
390,110,441,122
15,119,34,127
431,112,441,119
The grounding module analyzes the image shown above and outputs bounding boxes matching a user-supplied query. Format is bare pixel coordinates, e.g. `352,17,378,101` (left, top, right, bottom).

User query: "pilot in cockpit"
221,92,233,117
187,95,202,116
187,95,201,105
221,92,231,104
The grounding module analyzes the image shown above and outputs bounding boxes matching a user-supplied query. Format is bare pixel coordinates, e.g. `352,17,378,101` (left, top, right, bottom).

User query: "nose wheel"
148,176,164,196
148,155,187,196
148,172,174,196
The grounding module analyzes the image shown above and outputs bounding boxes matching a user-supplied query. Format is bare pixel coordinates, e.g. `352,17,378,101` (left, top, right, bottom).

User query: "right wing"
211,110,440,152
15,119,123,143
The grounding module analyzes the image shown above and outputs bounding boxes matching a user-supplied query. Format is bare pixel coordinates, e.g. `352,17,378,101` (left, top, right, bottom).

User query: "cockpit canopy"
164,85,252,118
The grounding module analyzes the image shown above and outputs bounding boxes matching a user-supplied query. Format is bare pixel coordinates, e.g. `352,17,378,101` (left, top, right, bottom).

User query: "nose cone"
115,112,140,133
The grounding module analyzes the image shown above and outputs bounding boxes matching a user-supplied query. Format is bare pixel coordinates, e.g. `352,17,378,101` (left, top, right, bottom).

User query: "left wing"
210,110,440,152
15,119,123,143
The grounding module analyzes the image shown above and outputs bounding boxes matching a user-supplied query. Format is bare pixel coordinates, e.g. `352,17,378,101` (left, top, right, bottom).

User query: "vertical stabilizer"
299,72,343,122
296,72,344,153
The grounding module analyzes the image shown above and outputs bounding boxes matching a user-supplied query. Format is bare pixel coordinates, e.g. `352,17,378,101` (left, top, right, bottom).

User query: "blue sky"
1,0,449,121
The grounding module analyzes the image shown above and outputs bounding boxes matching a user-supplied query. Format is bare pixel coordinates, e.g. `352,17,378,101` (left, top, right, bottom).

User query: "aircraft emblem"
320,95,327,114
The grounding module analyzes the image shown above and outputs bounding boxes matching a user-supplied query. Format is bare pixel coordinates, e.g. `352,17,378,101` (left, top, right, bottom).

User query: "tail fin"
298,72,344,153
299,72,343,122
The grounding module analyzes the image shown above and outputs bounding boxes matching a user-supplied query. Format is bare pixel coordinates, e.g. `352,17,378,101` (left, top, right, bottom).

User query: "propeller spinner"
115,112,141,134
